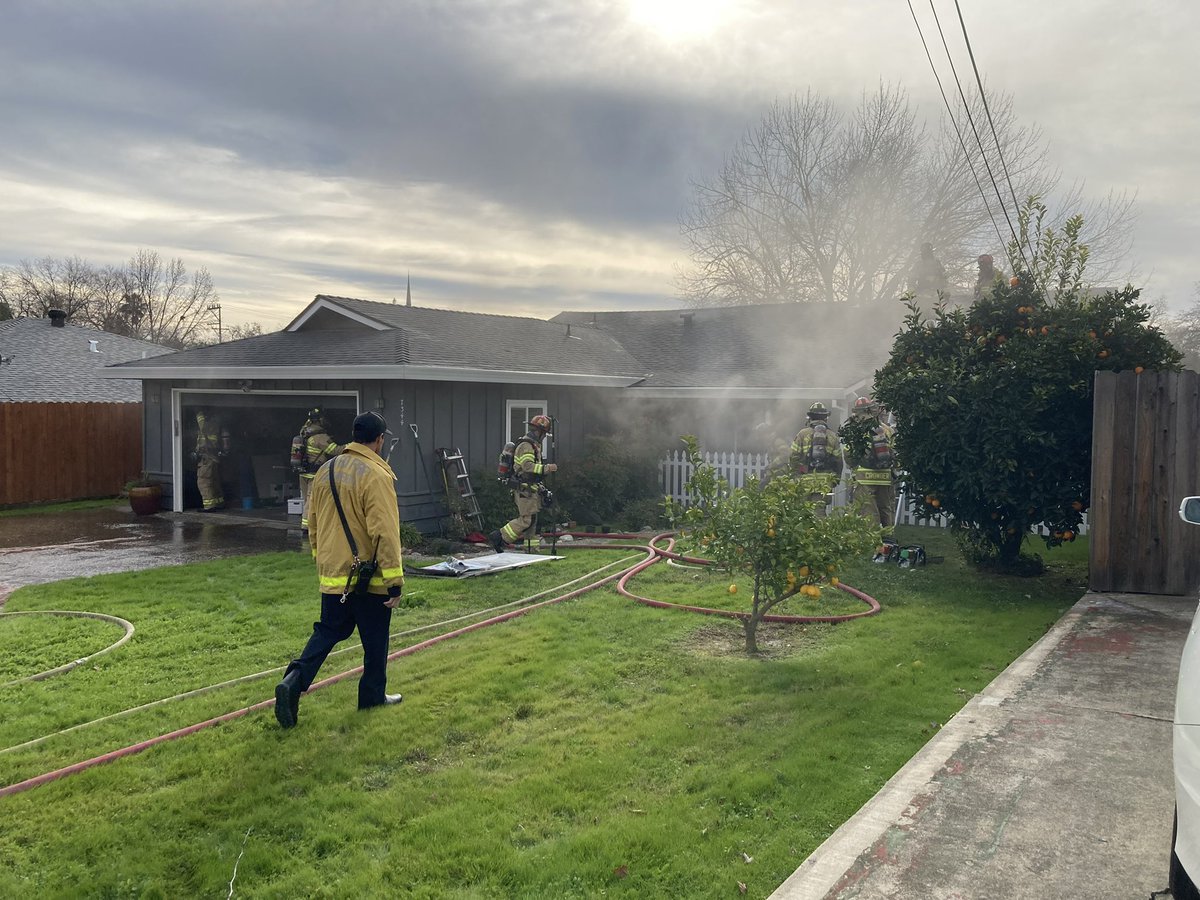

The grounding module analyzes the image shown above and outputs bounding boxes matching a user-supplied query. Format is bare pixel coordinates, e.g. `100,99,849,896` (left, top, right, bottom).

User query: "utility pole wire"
924,0,1029,273
953,0,1036,269
905,0,1008,256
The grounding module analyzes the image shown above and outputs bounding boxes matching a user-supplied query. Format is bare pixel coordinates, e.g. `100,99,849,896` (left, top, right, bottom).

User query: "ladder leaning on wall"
434,447,483,534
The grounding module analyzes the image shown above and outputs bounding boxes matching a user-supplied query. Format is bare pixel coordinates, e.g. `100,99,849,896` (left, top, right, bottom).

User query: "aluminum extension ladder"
434,447,483,533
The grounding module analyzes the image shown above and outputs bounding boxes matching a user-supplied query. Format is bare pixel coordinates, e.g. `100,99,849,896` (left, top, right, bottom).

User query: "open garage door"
174,391,358,513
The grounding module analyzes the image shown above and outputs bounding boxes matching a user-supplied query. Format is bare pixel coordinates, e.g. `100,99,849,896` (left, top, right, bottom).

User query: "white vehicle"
1172,496,1200,899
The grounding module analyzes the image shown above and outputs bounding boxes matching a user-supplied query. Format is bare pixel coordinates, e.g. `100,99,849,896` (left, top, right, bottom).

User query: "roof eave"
100,364,646,387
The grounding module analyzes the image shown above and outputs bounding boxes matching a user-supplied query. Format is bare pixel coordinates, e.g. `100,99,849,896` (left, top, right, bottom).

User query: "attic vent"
564,323,581,340
680,312,695,325
48,308,67,327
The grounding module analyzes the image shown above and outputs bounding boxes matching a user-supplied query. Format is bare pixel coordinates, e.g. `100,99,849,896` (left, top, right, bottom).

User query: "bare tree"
223,321,264,342
121,249,219,348
0,256,98,319
1159,282,1200,371
679,83,1134,306
0,250,221,346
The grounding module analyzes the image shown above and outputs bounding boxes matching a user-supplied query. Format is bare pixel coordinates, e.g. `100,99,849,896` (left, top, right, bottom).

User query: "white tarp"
413,550,563,578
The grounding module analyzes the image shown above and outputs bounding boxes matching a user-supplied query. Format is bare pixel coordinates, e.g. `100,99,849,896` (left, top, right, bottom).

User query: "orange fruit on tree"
798,565,810,577
1062,530,1074,541
1098,349,1109,359
1010,276,1021,287
1135,366,1145,374
930,498,941,508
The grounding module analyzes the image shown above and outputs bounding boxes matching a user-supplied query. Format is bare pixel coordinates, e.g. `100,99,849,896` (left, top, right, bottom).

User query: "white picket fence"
660,450,1089,535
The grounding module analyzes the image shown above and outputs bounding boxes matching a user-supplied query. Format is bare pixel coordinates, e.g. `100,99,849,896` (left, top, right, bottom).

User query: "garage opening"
178,392,358,514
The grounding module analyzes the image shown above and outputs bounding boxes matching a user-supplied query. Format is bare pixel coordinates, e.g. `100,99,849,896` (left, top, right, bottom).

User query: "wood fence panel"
1089,370,1200,594
0,402,143,506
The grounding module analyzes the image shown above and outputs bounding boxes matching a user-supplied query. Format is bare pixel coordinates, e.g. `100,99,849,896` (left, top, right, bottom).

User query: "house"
106,294,902,526
0,310,173,505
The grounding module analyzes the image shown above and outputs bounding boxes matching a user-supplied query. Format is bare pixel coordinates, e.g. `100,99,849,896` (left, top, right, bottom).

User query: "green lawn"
0,527,1087,898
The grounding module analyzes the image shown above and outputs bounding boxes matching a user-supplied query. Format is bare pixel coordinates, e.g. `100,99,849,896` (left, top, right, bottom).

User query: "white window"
506,399,548,453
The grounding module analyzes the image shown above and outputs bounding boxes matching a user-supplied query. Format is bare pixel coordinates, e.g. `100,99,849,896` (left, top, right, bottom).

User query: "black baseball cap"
352,411,392,443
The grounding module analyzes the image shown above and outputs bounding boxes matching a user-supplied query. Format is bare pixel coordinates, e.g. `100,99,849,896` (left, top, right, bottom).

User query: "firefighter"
974,254,1007,301
847,397,897,529
789,402,844,516
194,409,230,511
909,242,948,299
296,408,341,530
490,414,558,551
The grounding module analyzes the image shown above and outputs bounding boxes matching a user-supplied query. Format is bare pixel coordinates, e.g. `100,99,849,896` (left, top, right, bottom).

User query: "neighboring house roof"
0,317,173,403
107,294,905,397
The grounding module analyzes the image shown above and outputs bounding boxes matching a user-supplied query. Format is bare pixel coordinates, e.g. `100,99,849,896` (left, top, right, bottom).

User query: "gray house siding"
142,375,611,531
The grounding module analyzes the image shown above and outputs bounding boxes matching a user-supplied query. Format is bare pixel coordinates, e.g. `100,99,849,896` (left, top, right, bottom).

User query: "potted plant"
125,474,163,516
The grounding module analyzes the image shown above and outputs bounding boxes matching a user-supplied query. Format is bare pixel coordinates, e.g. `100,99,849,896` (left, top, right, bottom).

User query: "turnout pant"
500,487,543,543
196,456,224,509
853,480,897,529
285,592,394,709
298,473,314,527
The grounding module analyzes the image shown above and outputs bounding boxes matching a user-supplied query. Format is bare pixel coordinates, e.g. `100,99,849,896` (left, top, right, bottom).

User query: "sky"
1,0,1197,332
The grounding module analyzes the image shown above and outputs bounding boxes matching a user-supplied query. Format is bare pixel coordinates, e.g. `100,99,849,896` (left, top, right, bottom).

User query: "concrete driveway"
771,591,1195,899
0,505,298,603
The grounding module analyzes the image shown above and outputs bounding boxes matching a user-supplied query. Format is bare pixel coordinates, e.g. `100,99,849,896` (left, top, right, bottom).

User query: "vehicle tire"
1172,808,1200,900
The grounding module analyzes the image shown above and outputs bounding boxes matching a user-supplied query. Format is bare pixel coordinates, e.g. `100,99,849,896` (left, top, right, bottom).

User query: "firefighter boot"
489,530,506,552
274,669,302,729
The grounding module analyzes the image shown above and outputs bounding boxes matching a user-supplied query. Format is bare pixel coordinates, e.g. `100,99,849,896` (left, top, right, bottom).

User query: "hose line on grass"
0,555,640,757
0,535,879,798
0,610,135,688
0,546,655,799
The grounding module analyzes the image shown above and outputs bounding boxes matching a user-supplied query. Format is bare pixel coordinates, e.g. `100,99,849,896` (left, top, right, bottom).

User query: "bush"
471,472,516,532
553,438,660,527
617,497,668,532
400,521,424,552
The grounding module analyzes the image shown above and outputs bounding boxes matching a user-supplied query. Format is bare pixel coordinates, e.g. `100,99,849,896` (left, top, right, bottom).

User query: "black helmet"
807,401,830,420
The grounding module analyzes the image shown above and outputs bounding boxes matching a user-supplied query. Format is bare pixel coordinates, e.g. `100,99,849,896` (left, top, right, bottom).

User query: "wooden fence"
1090,370,1200,595
0,402,144,506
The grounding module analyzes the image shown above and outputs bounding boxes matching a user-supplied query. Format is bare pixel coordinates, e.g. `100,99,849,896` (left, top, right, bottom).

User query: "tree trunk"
997,527,1024,564
743,615,760,654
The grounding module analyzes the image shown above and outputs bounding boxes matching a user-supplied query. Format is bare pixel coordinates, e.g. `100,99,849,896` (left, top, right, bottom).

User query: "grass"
0,498,122,518
0,527,1088,898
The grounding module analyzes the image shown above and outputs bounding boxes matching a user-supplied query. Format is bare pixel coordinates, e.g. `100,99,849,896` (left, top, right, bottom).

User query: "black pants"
285,592,393,709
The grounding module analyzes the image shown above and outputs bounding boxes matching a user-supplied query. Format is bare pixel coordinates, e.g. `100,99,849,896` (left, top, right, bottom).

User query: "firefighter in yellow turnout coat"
491,414,558,551
847,398,897,529
274,411,405,727
193,410,230,510
789,402,844,516
296,408,341,529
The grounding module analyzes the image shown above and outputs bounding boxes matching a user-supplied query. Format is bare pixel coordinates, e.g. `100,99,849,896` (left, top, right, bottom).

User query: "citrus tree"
875,277,1181,571
669,436,879,653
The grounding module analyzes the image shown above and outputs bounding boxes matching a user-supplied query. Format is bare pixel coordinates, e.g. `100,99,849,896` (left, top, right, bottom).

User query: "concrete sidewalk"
771,591,1194,899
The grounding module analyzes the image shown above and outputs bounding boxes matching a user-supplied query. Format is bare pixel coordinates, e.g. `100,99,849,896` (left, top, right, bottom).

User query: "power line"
924,0,1029,273
905,0,1008,255
953,0,1029,249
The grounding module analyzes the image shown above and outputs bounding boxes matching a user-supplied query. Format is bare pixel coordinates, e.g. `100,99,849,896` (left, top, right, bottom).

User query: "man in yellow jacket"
275,411,405,728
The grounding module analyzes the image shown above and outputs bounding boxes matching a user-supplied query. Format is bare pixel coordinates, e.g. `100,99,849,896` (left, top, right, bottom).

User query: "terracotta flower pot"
129,484,163,516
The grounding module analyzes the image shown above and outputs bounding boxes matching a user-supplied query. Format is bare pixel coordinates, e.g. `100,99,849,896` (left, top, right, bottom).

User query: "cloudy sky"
1,0,1196,331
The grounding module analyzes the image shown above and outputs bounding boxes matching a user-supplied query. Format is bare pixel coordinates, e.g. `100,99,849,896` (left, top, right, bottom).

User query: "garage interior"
178,393,359,514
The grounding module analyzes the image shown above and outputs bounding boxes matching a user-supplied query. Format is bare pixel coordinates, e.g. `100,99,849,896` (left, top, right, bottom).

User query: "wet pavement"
0,505,301,603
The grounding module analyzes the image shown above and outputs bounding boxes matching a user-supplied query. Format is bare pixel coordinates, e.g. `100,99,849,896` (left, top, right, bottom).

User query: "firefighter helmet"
807,402,830,420
978,254,994,266
528,414,553,434
853,397,878,414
